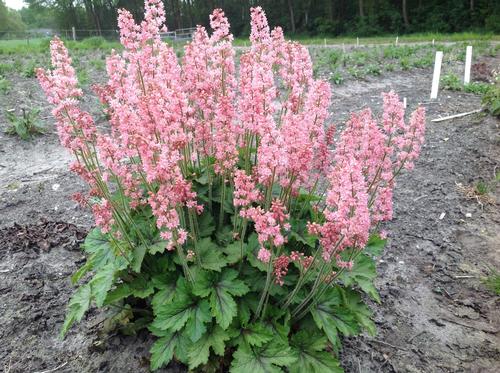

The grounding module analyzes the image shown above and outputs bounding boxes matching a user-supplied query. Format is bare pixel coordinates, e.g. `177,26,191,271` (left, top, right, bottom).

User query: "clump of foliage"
441,73,462,91
22,60,37,78
0,75,10,93
5,107,44,140
37,2,426,372
482,269,500,295
481,71,500,117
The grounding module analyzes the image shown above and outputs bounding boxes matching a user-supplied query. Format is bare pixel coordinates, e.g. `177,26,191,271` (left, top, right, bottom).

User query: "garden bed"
0,50,498,372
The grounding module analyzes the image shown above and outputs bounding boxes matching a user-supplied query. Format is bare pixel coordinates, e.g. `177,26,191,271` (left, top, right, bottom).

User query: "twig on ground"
407,330,425,343
440,316,499,334
32,362,68,373
453,275,476,279
369,339,408,351
431,109,482,122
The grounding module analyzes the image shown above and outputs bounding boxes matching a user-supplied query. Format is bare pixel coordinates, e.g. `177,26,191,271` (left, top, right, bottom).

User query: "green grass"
234,32,499,46
0,75,10,94
482,269,500,295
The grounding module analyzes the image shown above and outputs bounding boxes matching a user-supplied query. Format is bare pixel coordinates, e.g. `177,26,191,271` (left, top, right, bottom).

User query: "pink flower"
257,248,271,263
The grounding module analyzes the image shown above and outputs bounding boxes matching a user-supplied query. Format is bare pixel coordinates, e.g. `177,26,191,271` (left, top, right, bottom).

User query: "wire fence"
0,27,197,43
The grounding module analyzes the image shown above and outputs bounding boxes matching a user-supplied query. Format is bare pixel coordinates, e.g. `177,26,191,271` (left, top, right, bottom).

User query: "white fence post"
430,51,443,99
464,46,472,84
72,27,76,41
356,37,359,47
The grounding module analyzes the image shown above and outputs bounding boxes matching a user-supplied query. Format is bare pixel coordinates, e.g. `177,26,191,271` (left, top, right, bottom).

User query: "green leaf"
184,299,212,342
340,253,380,302
223,241,248,264
365,234,387,257
82,228,115,268
197,237,227,272
147,240,167,255
89,262,116,307
193,269,249,329
151,295,193,332
71,261,92,284
310,287,359,348
289,330,343,373
150,331,181,371
129,276,155,298
104,283,132,305
131,244,147,272
198,211,216,237
230,339,298,373
240,322,273,347
187,325,231,369
151,285,177,312
342,288,376,336
60,284,91,338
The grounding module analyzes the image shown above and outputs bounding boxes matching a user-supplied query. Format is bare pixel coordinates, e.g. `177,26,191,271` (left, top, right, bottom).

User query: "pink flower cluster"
37,1,426,284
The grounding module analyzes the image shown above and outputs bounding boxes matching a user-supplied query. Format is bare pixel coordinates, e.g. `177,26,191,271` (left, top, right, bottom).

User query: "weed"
330,71,344,85
482,82,500,117
441,74,462,91
0,62,14,75
400,57,410,71
365,64,381,76
22,60,37,78
347,66,362,79
385,63,395,72
475,180,489,195
482,269,500,295
0,76,10,94
326,49,342,67
5,108,45,140
90,59,105,71
77,69,89,86
464,82,491,95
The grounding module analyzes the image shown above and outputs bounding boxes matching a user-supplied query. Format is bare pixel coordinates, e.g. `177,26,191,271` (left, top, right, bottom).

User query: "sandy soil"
0,50,499,373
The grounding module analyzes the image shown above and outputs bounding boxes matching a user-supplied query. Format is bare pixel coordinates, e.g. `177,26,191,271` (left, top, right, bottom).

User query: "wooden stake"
403,97,407,108
464,46,472,84
430,51,443,99
356,37,359,47
396,36,399,46
72,26,76,41
431,109,481,122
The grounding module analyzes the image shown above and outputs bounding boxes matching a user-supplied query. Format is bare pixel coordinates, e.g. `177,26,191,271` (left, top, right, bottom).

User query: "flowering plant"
37,1,425,371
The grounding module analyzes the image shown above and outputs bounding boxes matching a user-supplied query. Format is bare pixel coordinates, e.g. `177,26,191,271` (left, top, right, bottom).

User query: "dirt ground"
0,49,499,373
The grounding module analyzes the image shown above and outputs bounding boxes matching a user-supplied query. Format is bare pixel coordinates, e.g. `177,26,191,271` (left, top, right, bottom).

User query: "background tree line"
2,0,500,36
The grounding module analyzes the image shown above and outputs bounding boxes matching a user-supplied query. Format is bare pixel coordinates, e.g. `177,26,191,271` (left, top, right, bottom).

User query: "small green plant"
347,66,362,79
384,63,395,72
365,64,381,76
482,269,500,295
22,60,37,78
330,71,344,85
326,49,342,67
400,57,410,71
0,75,10,94
481,82,500,117
90,59,105,71
441,74,462,91
0,62,14,75
77,68,89,86
464,82,491,95
474,180,489,195
5,108,45,140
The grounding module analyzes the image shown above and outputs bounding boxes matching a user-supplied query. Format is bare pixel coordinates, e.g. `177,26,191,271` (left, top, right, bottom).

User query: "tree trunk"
359,0,364,18
470,0,474,11
402,0,409,28
287,0,296,33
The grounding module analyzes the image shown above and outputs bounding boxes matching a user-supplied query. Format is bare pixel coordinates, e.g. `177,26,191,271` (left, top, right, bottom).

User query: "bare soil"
0,51,499,373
